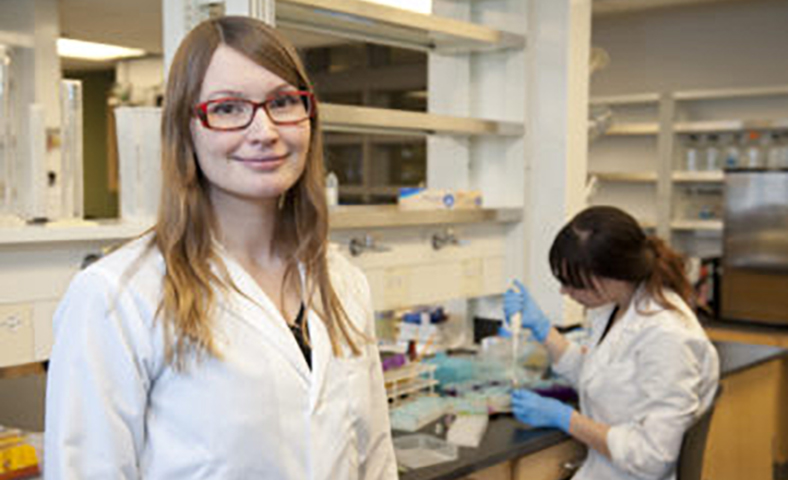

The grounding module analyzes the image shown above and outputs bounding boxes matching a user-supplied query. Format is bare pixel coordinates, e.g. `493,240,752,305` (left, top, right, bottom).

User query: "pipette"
510,311,522,389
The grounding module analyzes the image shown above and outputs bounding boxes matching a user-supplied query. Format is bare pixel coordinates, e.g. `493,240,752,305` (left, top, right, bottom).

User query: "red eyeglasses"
194,90,315,131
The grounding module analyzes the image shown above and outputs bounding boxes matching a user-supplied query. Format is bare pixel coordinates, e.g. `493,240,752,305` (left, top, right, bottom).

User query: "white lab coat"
553,286,719,480
44,235,398,480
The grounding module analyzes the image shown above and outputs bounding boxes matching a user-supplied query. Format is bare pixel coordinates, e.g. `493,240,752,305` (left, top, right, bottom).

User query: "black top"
598,305,620,346
289,303,311,370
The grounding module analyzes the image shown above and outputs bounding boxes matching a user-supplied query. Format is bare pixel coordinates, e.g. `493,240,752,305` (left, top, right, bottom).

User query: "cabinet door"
703,357,788,480
512,440,586,480
460,461,512,480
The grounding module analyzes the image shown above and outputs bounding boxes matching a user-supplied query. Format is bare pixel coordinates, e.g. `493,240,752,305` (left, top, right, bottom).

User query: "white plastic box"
114,107,162,224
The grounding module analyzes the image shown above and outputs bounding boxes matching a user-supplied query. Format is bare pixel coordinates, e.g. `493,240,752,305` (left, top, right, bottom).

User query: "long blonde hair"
154,16,363,368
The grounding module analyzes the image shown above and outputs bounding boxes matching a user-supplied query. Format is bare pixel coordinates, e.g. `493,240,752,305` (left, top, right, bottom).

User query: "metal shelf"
276,0,525,53
320,103,524,137
0,220,151,246
671,219,723,232
604,122,659,136
673,85,788,101
339,185,402,196
329,205,522,230
590,93,660,106
0,208,522,244
674,119,788,133
591,172,657,183
672,171,724,183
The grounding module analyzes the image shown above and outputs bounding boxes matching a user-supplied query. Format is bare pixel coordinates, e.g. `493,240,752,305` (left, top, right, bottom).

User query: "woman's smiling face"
191,44,311,203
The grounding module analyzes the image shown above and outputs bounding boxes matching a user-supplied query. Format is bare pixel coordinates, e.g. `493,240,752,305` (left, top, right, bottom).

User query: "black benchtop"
398,418,567,480
398,340,787,480
715,340,788,378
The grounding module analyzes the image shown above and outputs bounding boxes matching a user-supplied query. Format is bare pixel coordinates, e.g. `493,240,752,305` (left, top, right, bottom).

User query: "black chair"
676,386,723,480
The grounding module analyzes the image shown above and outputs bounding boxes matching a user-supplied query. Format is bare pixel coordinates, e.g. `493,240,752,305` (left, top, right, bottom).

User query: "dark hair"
548,206,693,312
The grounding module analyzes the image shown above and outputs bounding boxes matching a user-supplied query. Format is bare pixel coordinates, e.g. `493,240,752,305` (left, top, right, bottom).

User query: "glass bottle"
743,131,763,168
684,134,700,171
705,134,721,171
723,133,741,170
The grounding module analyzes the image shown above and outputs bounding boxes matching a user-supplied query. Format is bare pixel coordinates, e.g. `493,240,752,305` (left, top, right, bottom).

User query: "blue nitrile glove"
511,389,574,432
502,279,551,343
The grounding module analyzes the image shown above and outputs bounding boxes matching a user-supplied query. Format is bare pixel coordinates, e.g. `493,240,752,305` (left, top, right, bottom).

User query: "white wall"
591,0,788,96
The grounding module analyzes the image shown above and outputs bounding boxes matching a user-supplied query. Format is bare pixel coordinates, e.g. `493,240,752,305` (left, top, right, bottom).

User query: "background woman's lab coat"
44,236,398,479
553,286,719,480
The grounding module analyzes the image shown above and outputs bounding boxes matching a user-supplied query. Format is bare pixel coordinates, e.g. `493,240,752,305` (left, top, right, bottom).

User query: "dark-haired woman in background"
504,205,719,480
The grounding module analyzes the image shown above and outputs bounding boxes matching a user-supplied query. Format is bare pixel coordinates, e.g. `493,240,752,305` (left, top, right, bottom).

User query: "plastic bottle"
743,131,763,168
684,134,700,171
325,171,339,208
723,134,741,170
766,132,783,169
781,132,788,169
705,134,721,171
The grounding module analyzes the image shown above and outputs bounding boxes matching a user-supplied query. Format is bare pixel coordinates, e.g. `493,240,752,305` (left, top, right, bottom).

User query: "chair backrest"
676,386,723,480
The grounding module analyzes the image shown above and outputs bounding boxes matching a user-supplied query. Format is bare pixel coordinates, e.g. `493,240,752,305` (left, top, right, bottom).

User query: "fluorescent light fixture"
57,38,146,61
364,0,432,14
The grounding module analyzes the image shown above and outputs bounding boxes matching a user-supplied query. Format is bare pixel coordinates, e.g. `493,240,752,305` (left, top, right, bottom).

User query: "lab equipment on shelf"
114,106,163,224
59,79,84,220
683,134,700,171
325,171,338,208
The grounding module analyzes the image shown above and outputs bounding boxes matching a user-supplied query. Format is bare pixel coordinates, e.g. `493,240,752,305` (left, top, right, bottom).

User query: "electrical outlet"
0,303,35,368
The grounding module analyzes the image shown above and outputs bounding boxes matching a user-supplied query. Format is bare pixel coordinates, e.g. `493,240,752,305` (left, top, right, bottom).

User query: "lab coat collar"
583,283,649,382
214,246,313,386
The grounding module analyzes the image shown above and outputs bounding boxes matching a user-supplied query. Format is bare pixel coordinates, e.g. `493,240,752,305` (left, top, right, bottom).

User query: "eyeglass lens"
205,93,310,129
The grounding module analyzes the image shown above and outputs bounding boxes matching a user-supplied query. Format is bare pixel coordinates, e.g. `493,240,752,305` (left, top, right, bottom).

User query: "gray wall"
591,0,788,95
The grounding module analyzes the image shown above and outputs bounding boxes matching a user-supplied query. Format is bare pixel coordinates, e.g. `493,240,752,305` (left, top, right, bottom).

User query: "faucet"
431,228,465,250
348,234,391,257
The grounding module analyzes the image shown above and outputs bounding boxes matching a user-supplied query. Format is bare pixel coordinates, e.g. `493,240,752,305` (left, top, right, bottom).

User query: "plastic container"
115,107,163,224
723,134,741,169
684,134,700,171
704,134,721,171
325,171,338,208
743,131,763,168
393,434,458,470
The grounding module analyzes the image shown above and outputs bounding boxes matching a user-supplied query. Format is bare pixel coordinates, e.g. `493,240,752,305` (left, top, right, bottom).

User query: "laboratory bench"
396,338,788,480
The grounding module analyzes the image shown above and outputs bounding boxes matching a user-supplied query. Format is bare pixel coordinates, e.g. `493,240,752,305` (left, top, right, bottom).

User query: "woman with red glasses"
45,16,397,479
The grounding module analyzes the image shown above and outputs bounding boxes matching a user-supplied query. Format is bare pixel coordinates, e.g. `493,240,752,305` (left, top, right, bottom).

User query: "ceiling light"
364,0,432,14
57,38,146,61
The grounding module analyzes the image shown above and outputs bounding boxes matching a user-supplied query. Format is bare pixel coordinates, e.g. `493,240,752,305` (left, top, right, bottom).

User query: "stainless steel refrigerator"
721,169,788,326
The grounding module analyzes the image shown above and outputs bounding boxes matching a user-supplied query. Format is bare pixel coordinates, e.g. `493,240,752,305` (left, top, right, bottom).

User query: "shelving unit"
588,93,661,233
674,119,788,134
605,122,659,136
320,103,524,137
590,84,788,257
276,0,525,52
670,219,723,232
591,172,657,183
672,171,724,183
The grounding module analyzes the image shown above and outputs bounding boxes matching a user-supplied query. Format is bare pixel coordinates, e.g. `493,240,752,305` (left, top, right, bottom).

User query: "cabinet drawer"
512,440,586,480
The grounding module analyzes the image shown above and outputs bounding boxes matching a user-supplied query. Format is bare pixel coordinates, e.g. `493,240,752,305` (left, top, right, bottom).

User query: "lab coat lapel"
583,285,648,383
217,250,312,384
582,303,622,384
306,307,332,413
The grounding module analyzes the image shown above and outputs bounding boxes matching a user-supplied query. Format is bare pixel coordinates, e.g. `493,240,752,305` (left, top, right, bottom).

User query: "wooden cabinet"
456,440,585,480
511,440,586,480
460,461,512,480
703,355,788,480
